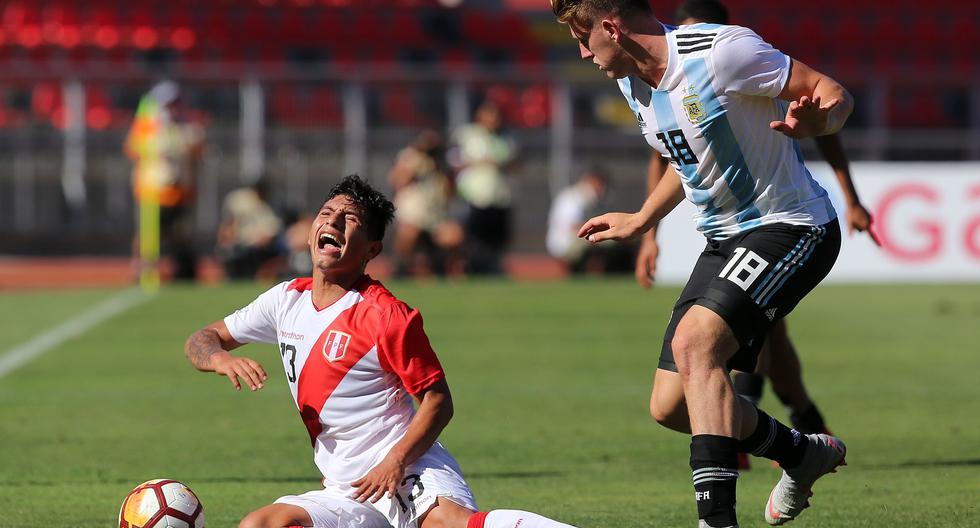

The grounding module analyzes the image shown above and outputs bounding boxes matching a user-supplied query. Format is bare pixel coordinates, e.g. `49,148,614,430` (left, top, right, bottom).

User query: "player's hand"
770,95,840,139
350,454,406,503
635,235,659,289
578,212,645,243
845,204,880,246
211,352,267,391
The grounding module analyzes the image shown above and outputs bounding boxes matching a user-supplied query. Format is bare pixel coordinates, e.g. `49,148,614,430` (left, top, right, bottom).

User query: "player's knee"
239,508,294,528
672,327,725,380
671,331,707,377
420,501,474,528
649,396,678,426
237,511,266,528
650,393,690,432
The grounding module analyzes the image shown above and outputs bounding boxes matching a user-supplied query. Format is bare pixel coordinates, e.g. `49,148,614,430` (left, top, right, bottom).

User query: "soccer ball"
118,479,204,528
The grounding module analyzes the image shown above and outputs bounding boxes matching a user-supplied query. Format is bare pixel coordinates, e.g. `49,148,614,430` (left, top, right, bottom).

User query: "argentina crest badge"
682,84,706,125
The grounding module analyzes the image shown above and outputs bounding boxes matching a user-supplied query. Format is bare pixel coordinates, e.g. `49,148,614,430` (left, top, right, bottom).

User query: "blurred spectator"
282,210,314,279
546,167,634,274
388,129,464,277
125,81,205,281
452,101,518,275
216,180,285,280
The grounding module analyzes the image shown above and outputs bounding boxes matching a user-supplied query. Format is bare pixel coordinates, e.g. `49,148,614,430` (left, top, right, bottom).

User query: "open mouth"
317,232,342,250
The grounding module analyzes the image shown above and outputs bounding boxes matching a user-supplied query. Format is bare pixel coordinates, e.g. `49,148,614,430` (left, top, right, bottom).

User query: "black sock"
737,407,809,468
733,372,764,406
691,434,739,527
790,403,827,434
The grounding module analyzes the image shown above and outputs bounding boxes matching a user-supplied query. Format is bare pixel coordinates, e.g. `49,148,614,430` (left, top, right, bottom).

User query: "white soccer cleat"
764,433,846,525
698,521,738,528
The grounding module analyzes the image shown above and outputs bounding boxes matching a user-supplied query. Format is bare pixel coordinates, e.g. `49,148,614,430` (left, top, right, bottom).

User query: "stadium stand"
2,1,977,131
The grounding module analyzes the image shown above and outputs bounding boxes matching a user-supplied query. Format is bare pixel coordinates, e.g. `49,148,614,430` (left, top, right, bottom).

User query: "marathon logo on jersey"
682,84,705,125
322,330,351,363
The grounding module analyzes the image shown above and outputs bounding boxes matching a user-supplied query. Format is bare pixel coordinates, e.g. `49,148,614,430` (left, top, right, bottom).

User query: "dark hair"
675,0,729,25
551,0,653,27
325,175,395,241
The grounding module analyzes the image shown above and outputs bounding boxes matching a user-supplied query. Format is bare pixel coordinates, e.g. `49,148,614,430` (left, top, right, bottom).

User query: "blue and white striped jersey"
617,23,837,240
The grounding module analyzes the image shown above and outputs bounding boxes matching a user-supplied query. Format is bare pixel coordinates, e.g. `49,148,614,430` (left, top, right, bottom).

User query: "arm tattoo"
185,329,222,370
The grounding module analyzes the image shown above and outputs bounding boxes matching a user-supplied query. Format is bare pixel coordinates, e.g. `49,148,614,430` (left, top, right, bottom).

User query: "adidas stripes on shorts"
659,220,841,373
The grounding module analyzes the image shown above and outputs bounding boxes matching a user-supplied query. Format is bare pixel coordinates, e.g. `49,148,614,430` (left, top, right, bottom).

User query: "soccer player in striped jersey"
551,1,850,526
185,176,577,528
634,0,879,468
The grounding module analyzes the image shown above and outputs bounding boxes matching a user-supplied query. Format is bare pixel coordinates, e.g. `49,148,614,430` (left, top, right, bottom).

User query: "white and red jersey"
223,275,446,489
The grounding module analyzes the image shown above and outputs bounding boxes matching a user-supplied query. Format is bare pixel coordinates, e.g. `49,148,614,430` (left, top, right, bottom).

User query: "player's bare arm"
771,59,854,138
813,134,880,245
579,162,684,243
351,378,453,503
184,321,268,391
636,154,670,289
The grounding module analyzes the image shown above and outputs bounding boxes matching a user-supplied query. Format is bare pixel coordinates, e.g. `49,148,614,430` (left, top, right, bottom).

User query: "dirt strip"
0,255,568,290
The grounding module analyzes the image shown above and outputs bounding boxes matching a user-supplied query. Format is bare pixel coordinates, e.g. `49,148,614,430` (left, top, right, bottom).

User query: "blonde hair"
550,0,653,26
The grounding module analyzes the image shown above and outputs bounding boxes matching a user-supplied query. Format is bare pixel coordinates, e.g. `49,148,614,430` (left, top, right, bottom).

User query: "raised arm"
772,59,854,138
351,378,453,503
578,161,685,243
185,320,267,391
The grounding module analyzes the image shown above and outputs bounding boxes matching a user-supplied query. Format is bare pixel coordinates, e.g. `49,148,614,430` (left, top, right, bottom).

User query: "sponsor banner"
654,162,980,284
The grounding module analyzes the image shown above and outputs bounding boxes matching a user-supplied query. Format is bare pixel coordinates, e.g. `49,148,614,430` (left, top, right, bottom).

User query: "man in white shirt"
185,175,577,528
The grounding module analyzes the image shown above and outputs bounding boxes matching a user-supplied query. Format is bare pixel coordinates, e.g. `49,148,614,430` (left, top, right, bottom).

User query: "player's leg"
389,446,577,528
730,338,775,471
670,304,748,528
733,334,769,407
650,368,690,433
722,222,844,525
239,504,312,528
765,320,830,434
650,244,726,435
259,489,389,528
421,498,577,528
677,221,849,527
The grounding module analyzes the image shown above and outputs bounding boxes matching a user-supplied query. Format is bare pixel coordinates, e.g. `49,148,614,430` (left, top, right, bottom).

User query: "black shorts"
659,220,841,373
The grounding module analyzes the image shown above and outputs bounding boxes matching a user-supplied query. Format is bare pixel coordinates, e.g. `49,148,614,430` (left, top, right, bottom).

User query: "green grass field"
1,280,978,527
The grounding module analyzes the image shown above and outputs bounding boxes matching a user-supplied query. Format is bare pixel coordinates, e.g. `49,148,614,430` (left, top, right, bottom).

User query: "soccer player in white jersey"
185,175,577,528
551,1,851,527
634,0,880,470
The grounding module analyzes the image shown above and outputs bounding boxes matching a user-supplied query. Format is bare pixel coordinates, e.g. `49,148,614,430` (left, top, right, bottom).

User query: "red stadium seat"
390,10,428,45
350,9,385,44
517,84,550,128
86,7,121,49
888,91,951,129
310,86,343,126
127,7,160,50
441,49,473,72
41,4,82,48
380,89,432,127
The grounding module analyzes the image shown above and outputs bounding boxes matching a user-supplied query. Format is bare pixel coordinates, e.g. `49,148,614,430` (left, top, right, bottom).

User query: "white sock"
471,509,577,528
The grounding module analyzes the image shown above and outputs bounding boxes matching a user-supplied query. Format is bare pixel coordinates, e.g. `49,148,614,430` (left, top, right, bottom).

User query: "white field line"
0,288,150,378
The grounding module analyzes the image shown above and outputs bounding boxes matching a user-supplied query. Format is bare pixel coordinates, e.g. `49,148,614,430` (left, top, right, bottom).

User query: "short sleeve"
377,305,445,395
223,282,285,344
711,26,791,98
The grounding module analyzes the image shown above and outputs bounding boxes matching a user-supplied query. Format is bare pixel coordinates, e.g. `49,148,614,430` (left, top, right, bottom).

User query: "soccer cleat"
699,521,738,528
764,434,846,525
